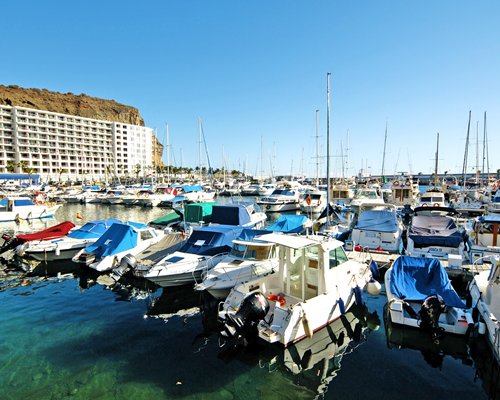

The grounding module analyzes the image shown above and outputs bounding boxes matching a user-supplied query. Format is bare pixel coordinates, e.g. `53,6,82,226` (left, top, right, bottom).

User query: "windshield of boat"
420,196,443,203
329,246,348,268
230,243,275,260
356,189,379,199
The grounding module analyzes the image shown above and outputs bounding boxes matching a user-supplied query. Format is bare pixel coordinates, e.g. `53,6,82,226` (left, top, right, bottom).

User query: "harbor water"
0,202,498,400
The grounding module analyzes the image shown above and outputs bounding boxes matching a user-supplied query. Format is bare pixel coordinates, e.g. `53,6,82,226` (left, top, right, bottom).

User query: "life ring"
433,203,440,207
405,180,411,186
393,181,400,186
421,203,428,207
267,294,286,307
266,205,271,210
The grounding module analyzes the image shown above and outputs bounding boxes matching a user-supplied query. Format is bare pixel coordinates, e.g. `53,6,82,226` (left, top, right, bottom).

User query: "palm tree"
57,168,67,183
6,160,16,173
134,164,141,180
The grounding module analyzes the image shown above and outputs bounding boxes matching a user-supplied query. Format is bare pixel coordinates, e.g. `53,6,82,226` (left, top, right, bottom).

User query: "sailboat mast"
166,123,170,183
476,120,480,183
484,111,489,181
462,111,471,190
315,109,320,187
198,117,203,181
381,120,388,182
326,72,331,229
434,133,439,188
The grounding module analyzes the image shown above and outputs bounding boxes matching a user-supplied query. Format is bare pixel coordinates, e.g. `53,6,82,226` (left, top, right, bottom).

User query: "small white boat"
218,233,373,347
0,197,61,222
73,222,165,272
256,187,301,212
349,187,385,212
299,190,326,214
350,205,403,253
139,225,244,287
417,190,448,208
195,231,278,299
466,215,500,260
469,256,500,360
385,256,473,342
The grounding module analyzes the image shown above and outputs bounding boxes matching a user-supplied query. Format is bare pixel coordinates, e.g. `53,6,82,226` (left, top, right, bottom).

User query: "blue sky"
2,1,499,178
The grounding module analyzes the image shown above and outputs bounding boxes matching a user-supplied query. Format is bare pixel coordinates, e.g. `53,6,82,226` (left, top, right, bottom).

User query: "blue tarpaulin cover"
237,229,270,241
68,219,121,240
211,205,251,226
84,223,138,258
390,256,466,308
268,215,310,233
408,215,463,248
355,210,399,233
180,225,244,256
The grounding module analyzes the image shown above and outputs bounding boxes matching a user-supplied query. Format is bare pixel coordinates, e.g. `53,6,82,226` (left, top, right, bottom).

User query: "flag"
76,212,84,221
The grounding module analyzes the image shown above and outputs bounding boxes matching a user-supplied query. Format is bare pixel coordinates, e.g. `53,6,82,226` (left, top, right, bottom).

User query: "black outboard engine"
112,254,137,278
419,294,446,342
220,292,270,346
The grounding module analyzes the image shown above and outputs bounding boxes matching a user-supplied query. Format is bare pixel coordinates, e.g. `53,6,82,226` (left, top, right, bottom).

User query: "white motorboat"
349,187,385,212
350,204,403,253
218,233,374,347
385,256,473,342
417,190,447,208
465,215,500,260
389,175,419,207
195,231,278,299
138,225,244,287
299,190,326,214
469,256,500,360
73,222,165,272
256,187,301,212
0,197,61,222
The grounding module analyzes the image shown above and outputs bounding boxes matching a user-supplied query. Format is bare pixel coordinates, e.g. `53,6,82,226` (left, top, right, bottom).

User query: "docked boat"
488,190,500,214
469,256,500,360
0,197,61,222
256,186,301,212
73,222,165,272
405,206,468,266
349,186,385,213
194,229,278,299
417,189,448,208
389,175,419,208
208,203,267,229
350,204,403,253
385,256,473,341
218,233,374,347
466,215,500,260
138,225,244,287
0,221,76,257
299,189,327,214
17,219,121,261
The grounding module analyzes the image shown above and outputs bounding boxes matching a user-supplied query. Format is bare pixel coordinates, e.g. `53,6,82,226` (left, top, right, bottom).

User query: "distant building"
0,105,162,182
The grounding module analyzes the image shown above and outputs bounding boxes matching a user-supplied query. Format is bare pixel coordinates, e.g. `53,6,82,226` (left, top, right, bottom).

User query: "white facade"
0,105,156,182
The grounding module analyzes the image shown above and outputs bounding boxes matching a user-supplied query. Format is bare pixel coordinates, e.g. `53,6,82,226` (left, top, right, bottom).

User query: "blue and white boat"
17,219,121,261
73,222,165,272
0,197,61,222
139,225,244,287
208,203,267,229
385,256,473,340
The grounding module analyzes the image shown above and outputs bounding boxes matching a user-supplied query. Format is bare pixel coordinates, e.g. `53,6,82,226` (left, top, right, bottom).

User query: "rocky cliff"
0,85,144,126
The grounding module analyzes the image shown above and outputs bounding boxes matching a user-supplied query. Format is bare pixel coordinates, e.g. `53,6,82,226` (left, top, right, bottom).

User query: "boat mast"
381,120,388,183
434,133,439,188
326,72,331,229
462,110,471,190
166,123,170,184
483,111,489,182
315,109,320,187
476,120,480,184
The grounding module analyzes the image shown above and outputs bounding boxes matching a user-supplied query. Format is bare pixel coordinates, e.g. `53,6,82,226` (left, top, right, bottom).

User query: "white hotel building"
0,104,159,183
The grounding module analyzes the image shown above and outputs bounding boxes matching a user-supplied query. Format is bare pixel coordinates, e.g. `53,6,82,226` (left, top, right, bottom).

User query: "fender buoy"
267,294,286,307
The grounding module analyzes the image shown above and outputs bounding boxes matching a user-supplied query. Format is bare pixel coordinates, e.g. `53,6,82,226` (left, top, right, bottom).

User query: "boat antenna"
434,132,439,188
462,111,471,191
326,72,331,230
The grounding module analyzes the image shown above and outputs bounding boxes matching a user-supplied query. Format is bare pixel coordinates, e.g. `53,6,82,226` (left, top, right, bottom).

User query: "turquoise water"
0,202,498,399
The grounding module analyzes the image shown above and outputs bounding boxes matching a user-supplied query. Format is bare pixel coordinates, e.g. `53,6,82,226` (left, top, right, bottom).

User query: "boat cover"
211,205,251,226
236,229,270,242
150,210,183,226
354,210,399,233
390,256,466,308
185,202,215,223
17,221,76,242
268,215,310,233
479,215,500,224
180,225,244,256
14,198,35,206
84,223,138,258
408,215,463,248
67,219,121,240
182,185,204,193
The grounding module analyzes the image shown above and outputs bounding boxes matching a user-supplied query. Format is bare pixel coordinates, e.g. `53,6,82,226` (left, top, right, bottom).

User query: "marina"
0,197,499,399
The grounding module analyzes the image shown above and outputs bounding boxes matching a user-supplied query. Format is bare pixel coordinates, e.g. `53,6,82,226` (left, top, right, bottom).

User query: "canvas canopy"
211,205,251,226
84,223,138,258
354,210,399,233
68,219,121,240
180,225,244,256
390,256,466,308
408,215,463,248
268,215,310,233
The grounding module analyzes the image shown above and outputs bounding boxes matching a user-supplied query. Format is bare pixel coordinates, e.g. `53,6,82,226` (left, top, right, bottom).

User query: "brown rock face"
0,85,145,126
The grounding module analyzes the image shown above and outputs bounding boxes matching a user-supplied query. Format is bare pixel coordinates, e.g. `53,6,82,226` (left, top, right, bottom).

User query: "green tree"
6,160,16,173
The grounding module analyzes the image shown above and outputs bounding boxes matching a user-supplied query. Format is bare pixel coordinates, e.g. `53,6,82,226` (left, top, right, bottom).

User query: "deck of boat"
136,232,185,265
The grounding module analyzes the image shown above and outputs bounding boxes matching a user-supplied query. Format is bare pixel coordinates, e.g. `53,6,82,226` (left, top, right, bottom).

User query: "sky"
2,0,499,179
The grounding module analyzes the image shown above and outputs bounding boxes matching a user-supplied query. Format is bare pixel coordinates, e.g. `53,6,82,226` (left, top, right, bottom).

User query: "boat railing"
193,252,229,284
471,255,500,276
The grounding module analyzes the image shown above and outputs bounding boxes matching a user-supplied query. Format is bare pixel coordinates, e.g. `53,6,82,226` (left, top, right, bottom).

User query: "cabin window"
140,230,154,241
288,248,304,299
304,246,319,299
329,247,348,268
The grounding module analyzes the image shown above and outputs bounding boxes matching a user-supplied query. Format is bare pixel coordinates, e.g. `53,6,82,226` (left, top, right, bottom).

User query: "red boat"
0,221,76,255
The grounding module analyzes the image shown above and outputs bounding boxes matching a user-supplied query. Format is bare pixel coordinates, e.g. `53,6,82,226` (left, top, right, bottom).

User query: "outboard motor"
220,292,270,346
419,294,446,342
112,254,137,278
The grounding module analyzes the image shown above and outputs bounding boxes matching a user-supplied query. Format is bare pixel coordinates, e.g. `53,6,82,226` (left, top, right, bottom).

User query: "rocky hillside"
0,85,144,126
